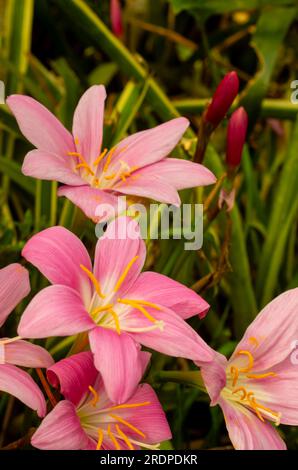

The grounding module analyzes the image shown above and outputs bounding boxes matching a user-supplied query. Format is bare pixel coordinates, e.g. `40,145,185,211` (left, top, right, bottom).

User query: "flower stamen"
116,425,135,450
113,256,139,293
107,424,121,450
96,428,104,450
246,372,277,380
93,148,108,167
109,414,146,438
232,386,247,400
118,298,159,323
80,265,105,299
88,385,99,407
237,350,254,372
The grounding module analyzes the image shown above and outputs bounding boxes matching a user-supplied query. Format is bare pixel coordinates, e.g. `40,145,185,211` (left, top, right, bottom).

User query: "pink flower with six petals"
32,351,171,450
7,86,216,222
18,216,214,404
0,264,53,417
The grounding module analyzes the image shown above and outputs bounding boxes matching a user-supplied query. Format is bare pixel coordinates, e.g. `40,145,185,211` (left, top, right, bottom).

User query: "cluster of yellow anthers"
80,256,164,334
83,386,159,451
227,338,281,425
67,139,138,188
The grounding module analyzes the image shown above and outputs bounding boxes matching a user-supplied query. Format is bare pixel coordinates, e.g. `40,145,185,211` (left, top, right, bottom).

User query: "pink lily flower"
18,216,214,404
197,288,298,450
7,86,216,222
32,351,171,450
0,264,54,417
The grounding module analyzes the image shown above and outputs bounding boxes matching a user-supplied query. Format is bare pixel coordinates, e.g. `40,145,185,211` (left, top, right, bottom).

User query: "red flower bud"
110,0,123,38
226,107,248,167
205,71,239,129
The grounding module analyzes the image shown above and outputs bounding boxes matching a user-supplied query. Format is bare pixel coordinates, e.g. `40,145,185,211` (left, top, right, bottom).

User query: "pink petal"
31,400,89,450
94,216,146,298
17,285,94,338
6,94,74,154
115,173,181,206
125,271,210,320
0,364,46,417
47,352,98,406
248,356,298,426
89,327,145,404
127,306,214,362
72,85,106,166
198,352,227,405
22,226,92,302
22,149,84,185
219,397,286,450
115,383,172,444
110,117,189,170
5,340,54,368
232,288,298,371
58,185,120,222
137,158,216,189
0,263,30,327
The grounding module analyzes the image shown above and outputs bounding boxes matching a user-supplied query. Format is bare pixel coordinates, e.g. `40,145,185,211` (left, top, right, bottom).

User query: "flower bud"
226,107,248,167
205,71,239,129
110,0,123,38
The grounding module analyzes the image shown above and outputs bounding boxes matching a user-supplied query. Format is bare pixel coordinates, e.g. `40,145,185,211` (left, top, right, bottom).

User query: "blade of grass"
256,116,298,306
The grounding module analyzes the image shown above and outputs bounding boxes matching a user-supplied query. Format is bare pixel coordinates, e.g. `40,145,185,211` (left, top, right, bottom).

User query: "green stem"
172,98,298,120
152,370,207,393
50,181,58,226
34,179,42,232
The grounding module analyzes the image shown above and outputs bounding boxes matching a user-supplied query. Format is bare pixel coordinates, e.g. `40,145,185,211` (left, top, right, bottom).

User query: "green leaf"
240,5,296,125
256,116,298,306
54,0,191,128
88,62,119,87
0,157,36,194
170,0,296,14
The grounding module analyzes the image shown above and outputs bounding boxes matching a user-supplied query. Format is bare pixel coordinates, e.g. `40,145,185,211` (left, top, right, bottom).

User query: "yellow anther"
116,424,134,450
118,299,158,323
104,173,117,180
106,402,151,412
91,304,113,317
96,428,104,450
230,365,239,387
80,264,105,299
246,372,277,380
134,300,161,310
93,148,108,166
88,385,99,407
237,350,254,372
107,424,121,450
75,163,95,176
232,386,247,400
109,414,146,438
113,256,139,293
103,147,116,172
109,309,121,335
74,137,80,145
248,337,259,348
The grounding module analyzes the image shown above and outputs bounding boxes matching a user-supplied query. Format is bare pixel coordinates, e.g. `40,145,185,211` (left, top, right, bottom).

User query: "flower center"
66,139,138,189
80,257,164,335
223,341,281,426
78,389,159,451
